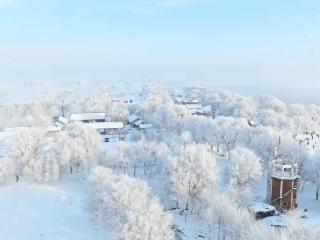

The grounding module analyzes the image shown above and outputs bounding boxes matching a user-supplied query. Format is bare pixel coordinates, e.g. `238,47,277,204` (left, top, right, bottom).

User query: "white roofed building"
86,122,124,142
86,122,123,131
69,113,107,123
69,113,125,141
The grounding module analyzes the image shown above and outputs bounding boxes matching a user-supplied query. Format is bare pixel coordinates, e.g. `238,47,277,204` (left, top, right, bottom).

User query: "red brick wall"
271,178,297,210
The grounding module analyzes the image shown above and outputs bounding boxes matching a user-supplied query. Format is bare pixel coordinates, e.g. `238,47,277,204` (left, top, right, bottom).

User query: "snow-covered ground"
0,84,320,240
0,180,103,240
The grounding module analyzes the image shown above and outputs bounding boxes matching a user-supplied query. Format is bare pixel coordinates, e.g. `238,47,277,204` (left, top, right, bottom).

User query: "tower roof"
271,154,299,180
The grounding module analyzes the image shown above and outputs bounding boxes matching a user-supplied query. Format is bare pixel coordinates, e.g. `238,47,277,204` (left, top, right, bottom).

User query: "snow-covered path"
0,181,104,240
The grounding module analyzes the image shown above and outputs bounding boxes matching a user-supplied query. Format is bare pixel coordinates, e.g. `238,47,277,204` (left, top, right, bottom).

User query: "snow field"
0,181,103,240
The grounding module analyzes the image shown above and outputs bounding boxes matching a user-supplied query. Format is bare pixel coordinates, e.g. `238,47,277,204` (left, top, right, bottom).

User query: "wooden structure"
270,154,299,211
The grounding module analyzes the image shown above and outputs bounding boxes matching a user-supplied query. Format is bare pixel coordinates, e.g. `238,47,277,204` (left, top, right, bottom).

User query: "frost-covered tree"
104,140,169,177
0,156,14,184
0,100,56,129
108,102,129,122
259,95,287,114
203,195,273,240
9,128,47,182
103,142,129,174
258,109,292,129
229,147,262,189
169,144,219,218
211,116,249,158
183,116,217,151
257,95,291,129
228,147,262,205
89,167,174,240
117,198,174,240
53,131,73,180
139,85,190,132
201,89,257,119
65,123,102,174
37,140,61,182
80,90,112,113
250,127,279,171
180,131,193,147
303,150,320,200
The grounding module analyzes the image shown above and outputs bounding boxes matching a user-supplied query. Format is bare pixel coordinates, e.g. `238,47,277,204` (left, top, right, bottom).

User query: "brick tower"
270,153,299,211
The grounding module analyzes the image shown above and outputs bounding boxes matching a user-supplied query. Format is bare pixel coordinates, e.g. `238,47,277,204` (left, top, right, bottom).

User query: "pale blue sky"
0,0,320,100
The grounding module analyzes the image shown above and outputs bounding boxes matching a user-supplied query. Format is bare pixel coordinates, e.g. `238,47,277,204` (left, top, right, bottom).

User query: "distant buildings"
175,97,212,117
55,112,125,142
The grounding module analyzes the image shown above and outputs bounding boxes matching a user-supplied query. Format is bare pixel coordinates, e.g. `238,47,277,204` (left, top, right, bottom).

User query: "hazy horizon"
0,0,319,103
1,79,320,105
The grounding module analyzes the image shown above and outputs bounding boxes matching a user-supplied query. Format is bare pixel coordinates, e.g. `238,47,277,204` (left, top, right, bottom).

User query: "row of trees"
0,100,56,130
188,87,320,133
0,123,102,183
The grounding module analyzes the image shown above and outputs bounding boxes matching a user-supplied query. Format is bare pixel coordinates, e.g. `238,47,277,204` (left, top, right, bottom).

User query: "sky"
0,0,320,102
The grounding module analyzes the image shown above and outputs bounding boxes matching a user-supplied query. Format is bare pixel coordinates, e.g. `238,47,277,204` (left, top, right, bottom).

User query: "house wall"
271,177,298,210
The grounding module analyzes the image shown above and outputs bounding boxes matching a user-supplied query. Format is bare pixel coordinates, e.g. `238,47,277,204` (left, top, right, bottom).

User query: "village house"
127,115,152,130
68,113,124,141
85,122,124,142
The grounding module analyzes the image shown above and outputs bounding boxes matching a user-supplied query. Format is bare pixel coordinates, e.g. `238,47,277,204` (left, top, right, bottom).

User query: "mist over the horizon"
0,0,319,104
1,79,319,105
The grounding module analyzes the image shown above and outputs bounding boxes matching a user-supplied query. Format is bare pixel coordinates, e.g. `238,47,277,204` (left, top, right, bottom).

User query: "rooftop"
271,154,299,180
127,115,141,124
70,113,106,121
86,122,124,130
